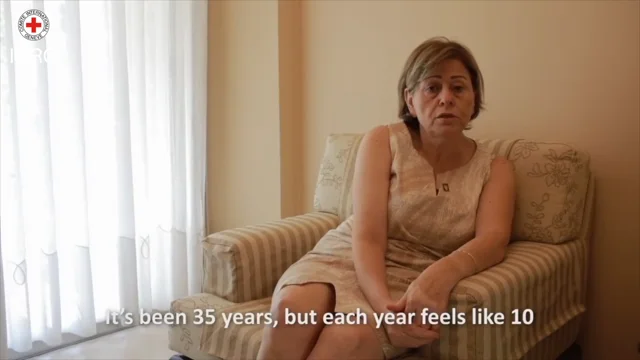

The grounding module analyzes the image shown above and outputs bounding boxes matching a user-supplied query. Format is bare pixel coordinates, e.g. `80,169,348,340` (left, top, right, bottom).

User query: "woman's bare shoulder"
355,124,394,172
361,124,390,150
361,122,405,149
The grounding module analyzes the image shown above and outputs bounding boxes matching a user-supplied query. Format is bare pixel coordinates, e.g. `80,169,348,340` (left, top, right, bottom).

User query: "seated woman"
256,37,516,360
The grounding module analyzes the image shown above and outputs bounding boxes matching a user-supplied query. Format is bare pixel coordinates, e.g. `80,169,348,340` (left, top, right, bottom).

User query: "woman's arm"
423,156,517,287
351,125,393,314
394,156,516,324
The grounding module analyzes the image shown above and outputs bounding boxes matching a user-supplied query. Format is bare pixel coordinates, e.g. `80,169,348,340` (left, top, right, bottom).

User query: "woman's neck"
417,130,475,172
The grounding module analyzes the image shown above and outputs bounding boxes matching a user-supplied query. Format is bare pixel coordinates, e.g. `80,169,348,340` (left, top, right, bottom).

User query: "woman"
256,37,516,360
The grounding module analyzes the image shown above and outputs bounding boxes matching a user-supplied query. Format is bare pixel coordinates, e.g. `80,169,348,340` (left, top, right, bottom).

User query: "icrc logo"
17,9,49,41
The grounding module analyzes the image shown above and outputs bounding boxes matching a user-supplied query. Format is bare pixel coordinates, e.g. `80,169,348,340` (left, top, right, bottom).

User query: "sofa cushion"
312,133,363,220
506,140,591,243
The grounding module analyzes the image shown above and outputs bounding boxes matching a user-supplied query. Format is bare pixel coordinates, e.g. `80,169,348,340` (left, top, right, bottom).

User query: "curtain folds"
0,0,208,358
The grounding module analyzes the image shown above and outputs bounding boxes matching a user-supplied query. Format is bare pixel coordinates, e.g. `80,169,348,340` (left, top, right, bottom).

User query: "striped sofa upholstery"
168,132,595,360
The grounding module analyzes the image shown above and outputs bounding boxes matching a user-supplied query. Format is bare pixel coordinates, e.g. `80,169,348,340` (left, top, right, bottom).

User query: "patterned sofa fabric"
312,133,364,220
507,141,590,243
312,131,591,244
193,238,587,360
168,293,232,360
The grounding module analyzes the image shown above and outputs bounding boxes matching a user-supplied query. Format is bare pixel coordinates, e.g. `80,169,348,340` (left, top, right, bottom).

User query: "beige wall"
207,1,640,359
207,0,304,232
207,0,282,231
278,0,305,219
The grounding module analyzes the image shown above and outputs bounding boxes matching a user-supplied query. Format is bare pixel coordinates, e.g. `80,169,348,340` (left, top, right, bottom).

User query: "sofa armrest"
431,239,587,360
201,212,340,303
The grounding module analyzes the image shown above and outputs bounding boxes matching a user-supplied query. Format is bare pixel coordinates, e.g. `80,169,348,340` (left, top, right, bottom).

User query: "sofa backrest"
312,132,592,245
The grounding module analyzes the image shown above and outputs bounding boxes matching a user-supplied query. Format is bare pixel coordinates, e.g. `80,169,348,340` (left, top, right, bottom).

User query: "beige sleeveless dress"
273,121,494,358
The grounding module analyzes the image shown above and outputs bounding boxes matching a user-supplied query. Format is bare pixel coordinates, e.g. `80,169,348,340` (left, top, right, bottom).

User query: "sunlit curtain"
0,0,208,358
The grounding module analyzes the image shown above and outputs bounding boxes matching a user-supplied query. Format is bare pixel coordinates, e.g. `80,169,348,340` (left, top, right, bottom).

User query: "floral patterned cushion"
312,133,363,220
313,133,591,244
506,140,591,243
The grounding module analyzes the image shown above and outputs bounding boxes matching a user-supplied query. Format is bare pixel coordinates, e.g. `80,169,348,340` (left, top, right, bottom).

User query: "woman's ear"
404,88,416,116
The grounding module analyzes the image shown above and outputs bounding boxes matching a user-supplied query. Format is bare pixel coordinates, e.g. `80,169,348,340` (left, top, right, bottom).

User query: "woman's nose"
438,87,455,105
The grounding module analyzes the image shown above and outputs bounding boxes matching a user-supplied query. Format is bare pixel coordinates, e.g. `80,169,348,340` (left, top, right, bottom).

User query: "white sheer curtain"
0,0,208,358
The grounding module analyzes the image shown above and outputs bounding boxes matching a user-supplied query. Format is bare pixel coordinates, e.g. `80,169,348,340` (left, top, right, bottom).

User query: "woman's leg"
256,283,335,360
307,323,385,360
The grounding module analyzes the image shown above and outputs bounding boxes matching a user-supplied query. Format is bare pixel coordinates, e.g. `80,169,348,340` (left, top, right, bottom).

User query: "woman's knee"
258,284,336,360
270,283,335,326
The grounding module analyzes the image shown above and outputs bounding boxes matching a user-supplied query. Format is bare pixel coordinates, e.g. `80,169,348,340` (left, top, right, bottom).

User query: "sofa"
168,132,595,360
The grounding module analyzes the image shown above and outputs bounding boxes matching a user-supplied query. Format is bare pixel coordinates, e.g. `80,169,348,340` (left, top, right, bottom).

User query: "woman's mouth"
436,114,457,126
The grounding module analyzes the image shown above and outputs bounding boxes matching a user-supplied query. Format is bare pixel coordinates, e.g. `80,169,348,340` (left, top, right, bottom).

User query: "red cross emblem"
26,17,42,33
18,9,50,41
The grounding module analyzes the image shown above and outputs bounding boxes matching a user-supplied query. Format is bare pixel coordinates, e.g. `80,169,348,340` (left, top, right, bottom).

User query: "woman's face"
405,59,476,136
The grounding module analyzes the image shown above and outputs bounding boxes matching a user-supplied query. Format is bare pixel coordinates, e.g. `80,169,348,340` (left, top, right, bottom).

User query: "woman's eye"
425,84,439,93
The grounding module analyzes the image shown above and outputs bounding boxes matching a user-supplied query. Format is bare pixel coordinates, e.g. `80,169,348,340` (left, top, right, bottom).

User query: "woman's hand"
383,313,440,348
387,265,458,334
